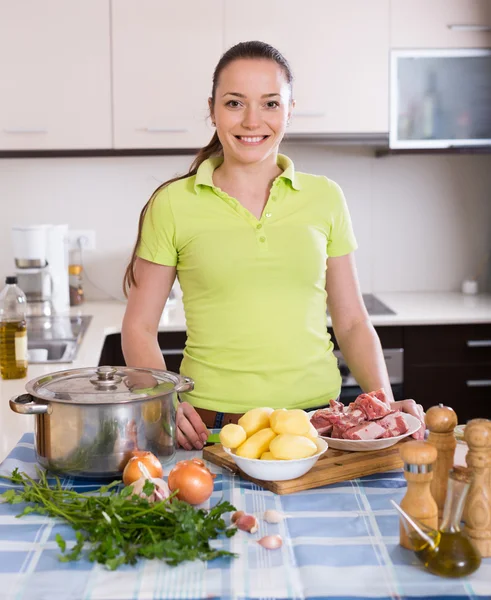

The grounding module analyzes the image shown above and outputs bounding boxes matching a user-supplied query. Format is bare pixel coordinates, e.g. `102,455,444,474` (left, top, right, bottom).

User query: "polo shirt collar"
194,153,301,193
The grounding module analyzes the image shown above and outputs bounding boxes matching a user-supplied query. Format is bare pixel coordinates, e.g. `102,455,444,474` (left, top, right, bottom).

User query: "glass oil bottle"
392,466,481,578
0,276,28,380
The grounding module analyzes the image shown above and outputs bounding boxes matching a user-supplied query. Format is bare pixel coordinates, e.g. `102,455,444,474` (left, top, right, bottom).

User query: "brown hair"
123,41,293,295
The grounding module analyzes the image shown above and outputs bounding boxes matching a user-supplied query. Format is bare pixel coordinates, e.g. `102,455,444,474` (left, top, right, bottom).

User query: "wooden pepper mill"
399,441,439,549
426,404,458,520
463,418,491,557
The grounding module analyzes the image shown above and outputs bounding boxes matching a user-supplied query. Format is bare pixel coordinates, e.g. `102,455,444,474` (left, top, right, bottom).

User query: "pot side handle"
175,376,194,394
10,394,50,415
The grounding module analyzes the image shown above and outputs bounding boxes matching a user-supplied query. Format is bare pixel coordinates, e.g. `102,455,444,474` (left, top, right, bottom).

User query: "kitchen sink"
26,315,92,364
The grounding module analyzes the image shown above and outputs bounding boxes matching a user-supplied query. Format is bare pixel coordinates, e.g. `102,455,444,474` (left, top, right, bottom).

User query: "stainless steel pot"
9,365,194,479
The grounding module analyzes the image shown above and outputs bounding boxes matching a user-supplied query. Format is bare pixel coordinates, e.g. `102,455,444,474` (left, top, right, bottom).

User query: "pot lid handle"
89,366,123,387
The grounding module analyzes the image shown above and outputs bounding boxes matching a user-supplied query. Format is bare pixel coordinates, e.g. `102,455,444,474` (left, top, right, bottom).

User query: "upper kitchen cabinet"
111,0,222,149
224,0,389,135
0,1,111,151
391,0,491,48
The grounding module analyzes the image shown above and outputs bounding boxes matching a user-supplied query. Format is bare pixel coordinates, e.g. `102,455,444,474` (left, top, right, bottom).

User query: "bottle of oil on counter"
0,276,28,379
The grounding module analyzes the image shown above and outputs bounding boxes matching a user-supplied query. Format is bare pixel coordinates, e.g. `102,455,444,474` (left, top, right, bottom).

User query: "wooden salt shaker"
426,404,458,520
464,418,491,557
399,441,439,549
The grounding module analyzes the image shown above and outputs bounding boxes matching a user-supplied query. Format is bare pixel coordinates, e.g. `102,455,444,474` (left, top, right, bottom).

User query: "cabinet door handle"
448,24,491,32
161,349,184,356
466,380,491,388
4,128,48,134
140,128,188,133
467,340,491,348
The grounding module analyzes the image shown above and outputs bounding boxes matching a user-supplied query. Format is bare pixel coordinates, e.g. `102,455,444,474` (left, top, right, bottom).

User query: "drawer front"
404,324,491,366
405,364,491,423
157,331,187,351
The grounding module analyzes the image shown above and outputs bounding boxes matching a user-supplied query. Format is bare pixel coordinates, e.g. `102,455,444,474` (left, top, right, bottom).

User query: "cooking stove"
361,293,395,316
327,293,395,316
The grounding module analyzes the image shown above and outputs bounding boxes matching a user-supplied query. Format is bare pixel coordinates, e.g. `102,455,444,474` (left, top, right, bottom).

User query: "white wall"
1,143,490,301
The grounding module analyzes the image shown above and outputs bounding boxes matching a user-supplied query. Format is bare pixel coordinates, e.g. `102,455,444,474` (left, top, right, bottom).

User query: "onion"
123,451,163,486
167,458,215,505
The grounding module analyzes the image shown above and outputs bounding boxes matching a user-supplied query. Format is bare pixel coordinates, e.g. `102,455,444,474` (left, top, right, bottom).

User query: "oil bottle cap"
5,276,17,284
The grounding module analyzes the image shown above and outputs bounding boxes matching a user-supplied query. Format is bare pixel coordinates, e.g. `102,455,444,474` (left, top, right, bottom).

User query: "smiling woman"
121,41,426,452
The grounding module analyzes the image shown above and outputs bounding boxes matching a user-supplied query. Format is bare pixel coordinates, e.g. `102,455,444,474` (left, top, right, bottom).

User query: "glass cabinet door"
390,49,491,148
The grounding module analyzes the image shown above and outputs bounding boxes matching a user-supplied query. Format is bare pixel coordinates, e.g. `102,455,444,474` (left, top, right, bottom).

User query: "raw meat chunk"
377,411,409,437
343,421,386,440
353,392,391,420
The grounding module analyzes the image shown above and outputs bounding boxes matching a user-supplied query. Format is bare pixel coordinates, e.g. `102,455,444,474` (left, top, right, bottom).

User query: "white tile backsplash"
0,144,490,300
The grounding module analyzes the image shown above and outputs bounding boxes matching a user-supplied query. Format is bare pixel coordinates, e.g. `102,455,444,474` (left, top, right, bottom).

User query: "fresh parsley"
0,468,237,570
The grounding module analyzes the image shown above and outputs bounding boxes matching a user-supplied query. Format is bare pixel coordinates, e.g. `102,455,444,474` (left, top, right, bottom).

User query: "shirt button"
259,236,266,243
256,224,263,230
265,213,272,218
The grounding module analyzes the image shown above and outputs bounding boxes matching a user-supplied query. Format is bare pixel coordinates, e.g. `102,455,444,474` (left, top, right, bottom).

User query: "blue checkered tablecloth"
0,433,490,600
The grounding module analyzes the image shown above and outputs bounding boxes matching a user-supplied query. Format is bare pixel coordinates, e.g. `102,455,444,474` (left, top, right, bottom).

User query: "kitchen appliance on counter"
11,224,69,316
9,365,194,478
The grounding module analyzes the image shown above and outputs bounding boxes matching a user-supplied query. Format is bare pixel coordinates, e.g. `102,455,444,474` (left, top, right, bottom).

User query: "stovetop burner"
361,293,395,316
327,293,395,316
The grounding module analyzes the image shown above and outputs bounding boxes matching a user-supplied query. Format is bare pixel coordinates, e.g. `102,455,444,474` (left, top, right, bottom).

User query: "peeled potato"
260,451,276,460
305,422,319,442
270,434,318,460
219,423,247,449
235,428,276,459
270,409,310,436
238,407,274,437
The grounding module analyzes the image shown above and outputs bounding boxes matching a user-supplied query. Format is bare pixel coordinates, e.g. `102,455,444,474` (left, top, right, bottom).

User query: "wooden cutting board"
203,442,407,495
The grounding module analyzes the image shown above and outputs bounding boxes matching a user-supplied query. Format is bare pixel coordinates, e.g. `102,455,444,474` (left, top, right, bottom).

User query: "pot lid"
25,366,193,405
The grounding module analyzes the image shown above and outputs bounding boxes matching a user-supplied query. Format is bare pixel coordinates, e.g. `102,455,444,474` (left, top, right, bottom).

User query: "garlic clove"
235,513,259,533
263,509,286,524
231,510,245,524
128,476,170,502
257,535,283,549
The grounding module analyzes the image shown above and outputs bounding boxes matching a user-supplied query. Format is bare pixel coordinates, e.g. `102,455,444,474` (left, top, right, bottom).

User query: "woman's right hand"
176,402,210,450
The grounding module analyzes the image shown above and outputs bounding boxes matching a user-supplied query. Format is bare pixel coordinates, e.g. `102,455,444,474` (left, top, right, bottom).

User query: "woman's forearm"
334,319,394,404
122,328,167,370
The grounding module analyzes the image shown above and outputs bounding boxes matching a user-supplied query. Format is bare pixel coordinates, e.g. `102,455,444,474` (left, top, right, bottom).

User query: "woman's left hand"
389,399,426,440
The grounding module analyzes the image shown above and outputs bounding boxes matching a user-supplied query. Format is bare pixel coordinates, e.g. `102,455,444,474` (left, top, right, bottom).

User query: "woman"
122,41,425,451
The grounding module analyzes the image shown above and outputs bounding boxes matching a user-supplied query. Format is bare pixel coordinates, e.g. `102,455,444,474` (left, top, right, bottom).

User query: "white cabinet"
0,0,111,150
224,0,389,134
391,0,491,49
111,0,223,149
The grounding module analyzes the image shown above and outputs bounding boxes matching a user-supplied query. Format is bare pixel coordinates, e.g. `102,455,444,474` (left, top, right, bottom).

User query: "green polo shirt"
137,154,357,412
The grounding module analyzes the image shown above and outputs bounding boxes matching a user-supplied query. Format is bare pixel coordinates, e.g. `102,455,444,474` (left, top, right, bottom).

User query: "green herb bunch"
0,468,237,570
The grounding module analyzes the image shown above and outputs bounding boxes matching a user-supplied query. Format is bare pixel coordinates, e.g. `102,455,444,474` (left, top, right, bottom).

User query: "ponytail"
122,131,222,296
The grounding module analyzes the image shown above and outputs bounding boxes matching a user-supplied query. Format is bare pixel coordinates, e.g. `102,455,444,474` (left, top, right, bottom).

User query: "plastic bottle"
0,276,28,379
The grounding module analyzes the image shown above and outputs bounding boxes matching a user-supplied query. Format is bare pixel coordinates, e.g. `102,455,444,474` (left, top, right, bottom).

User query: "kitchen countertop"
1,291,491,462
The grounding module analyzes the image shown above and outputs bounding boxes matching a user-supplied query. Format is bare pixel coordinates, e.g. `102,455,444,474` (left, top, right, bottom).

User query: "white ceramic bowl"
222,437,328,481
307,412,422,452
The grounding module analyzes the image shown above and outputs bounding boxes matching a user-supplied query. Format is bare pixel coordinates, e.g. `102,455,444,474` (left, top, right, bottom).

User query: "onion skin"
122,452,163,486
167,458,215,505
